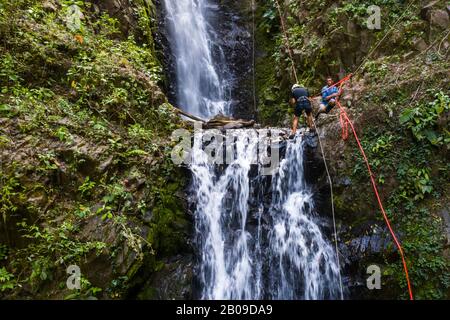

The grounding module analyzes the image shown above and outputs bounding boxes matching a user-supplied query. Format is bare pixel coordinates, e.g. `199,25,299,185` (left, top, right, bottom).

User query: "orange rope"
335,77,414,300
339,110,349,141
274,0,414,299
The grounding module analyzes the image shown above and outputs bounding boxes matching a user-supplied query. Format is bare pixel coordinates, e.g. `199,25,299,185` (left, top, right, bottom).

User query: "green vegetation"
0,0,188,299
400,91,450,147
346,87,449,299
0,267,16,292
260,0,449,299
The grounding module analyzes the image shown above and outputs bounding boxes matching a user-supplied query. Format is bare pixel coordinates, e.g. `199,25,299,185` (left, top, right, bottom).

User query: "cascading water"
163,0,231,118
268,137,342,300
162,0,343,300
190,129,259,300
190,132,342,299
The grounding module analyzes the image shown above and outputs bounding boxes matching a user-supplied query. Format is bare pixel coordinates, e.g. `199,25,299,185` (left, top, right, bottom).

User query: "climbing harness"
274,0,416,300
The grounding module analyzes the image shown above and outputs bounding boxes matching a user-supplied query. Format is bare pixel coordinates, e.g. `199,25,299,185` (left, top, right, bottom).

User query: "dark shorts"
322,99,336,113
294,101,312,117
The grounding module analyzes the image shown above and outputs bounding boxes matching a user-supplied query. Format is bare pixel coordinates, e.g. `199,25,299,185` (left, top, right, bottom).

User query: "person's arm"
327,87,340,100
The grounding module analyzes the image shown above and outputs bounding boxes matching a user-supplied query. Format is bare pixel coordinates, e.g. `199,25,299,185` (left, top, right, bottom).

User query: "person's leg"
292,115,299,135
306,112,314,131
304,103,313,130
326,99,336,113
315,104,327,120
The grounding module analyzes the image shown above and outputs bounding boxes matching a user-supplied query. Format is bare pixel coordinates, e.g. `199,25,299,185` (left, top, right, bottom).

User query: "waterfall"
268,136,342,299
163,0,343,300
190,131,342,299
163,0,231,118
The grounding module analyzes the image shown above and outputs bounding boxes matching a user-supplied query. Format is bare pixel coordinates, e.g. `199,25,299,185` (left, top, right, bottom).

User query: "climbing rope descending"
274,0,344,297
273,0,298,83
334,80,414,299
313,120,345,300
274,0,415,300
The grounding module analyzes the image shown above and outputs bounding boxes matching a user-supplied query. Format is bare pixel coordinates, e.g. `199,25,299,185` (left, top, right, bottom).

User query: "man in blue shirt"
315,76,342,120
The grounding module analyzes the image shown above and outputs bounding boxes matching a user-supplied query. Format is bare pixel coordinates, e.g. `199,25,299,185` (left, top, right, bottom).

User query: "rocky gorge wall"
254,0,449,299
0,0,448,301
0,0,193,299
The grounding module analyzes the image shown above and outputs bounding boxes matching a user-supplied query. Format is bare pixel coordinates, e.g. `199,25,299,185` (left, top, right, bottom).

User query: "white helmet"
291,84,301,91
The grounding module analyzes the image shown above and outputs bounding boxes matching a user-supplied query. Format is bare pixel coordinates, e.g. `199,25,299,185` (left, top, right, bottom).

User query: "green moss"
151,179,189,256
347,87,449,299
0,0,188,299
254,1,286,125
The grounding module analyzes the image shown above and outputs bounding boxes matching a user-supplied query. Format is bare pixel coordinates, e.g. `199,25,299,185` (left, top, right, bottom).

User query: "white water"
191,130,259,299
163,0,231,118
268,137,341,299
190,132,342,299
163,0,343,300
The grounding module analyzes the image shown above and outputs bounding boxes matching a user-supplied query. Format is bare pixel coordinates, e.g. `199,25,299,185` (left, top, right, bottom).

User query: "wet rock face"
134,254,194,300
88,0,139,39
302,137,401,299
154,0,177,105
155,0,255,120
209,0,255,120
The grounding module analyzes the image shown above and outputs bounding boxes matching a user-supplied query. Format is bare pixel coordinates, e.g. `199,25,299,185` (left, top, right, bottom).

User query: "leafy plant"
400,91,450,146
74,205,91,218
54,126,73,142
0,267,16,291
37,152,59,171
16,221,106,289
0,52,22,91
78,177,96,197
0,244,8,261
0,175,20,224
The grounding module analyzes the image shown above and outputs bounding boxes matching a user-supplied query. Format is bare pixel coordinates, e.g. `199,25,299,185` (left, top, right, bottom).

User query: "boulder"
421,1,450,29
413,37,428,52
42,1,57,12
420,1,439,20
429,9,450,29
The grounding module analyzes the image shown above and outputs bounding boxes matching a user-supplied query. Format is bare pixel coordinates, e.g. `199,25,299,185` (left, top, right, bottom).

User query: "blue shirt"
322,86,338,104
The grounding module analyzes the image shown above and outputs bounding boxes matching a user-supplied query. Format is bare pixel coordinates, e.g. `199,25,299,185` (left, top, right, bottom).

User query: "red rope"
335,78,414,300
312,73,353,99
273,0,414,298
339,111,349,140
